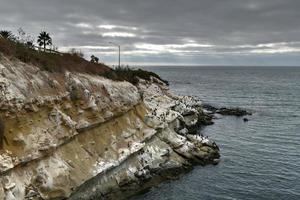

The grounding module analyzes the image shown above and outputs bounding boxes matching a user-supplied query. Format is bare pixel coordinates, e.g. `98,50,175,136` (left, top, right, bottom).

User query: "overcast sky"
1,0,300,66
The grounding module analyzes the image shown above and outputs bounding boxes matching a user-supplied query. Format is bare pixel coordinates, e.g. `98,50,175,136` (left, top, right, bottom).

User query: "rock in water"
216,107,252,116
243,118,249,122
203,104,252,117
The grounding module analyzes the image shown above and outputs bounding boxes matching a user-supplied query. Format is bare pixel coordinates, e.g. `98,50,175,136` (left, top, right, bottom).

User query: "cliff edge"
0,54,219,200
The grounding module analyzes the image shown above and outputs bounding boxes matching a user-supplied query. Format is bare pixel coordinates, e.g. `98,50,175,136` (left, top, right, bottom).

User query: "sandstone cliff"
0,55,219,200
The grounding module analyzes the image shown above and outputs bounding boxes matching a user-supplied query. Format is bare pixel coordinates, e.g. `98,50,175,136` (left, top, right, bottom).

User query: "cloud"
98,25,138,30
102,32,136,38
135,43,214,50
74,23,93,29
1,0,300,65
59,45,113,52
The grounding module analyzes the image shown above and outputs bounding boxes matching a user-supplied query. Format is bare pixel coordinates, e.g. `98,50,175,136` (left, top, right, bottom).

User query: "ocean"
131,66,300,200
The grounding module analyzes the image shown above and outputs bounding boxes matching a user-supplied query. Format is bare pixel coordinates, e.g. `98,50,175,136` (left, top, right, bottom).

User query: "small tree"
69,48,84,58
17,27,35,46
90,55,99,63
26,41,34,49
37,31,52,52
17,27,26,43
0,30,15,40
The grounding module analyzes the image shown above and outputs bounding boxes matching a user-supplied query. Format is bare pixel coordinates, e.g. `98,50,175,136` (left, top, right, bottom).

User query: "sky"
1,0,300,66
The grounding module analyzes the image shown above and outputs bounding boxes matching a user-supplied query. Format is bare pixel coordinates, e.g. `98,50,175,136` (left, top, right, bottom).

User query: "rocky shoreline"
0,54,253,200
67,94,253,200
68,79,221,200
0,55,220,200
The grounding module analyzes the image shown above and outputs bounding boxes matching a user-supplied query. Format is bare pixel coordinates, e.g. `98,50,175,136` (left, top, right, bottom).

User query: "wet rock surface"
203,104,252,117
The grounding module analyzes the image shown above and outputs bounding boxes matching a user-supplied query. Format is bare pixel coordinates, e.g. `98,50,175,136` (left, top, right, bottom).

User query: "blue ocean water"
131,66,300,200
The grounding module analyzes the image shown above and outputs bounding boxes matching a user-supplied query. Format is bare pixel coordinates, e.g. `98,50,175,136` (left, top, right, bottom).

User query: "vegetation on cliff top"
103,67,169,85
0,35,111,74
0,29,168,85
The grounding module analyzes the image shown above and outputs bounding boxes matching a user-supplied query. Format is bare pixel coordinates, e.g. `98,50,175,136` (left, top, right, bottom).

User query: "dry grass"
0,38,168,86
0,38,111,74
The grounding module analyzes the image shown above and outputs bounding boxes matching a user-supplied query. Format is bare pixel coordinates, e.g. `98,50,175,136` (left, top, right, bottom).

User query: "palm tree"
37,31,52,52
0,30,15,40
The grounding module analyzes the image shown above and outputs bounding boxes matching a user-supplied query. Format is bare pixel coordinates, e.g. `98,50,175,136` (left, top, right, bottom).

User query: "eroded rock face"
0,55,219,200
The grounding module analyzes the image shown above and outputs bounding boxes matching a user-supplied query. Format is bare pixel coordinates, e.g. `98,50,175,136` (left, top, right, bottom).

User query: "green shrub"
102,67,169,85
69,48,84,58
0,37,168,86
0,37,111,74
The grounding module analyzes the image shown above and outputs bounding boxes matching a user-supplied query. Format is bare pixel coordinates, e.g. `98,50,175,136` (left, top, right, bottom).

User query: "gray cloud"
1,0,300,65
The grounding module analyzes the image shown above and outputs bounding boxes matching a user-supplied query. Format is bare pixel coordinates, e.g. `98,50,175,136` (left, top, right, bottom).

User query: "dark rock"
202,104,252,117
216,107,251,117
177,112,215,135
212,159,220,165
134,169,152,182
182,110,196,117
198,113,214,126
243,118,249,122
202,104,218,112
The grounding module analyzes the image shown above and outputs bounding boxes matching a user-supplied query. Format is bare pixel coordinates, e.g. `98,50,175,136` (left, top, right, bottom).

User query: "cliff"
0,54,219,200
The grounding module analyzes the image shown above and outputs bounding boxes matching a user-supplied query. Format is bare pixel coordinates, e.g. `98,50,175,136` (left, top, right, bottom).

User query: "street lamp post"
109,42,121,68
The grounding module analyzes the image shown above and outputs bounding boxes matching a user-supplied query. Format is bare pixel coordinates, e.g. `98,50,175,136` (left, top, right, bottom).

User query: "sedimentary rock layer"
0,55,219,200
